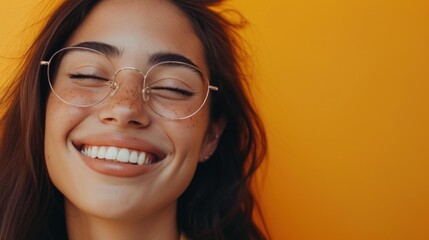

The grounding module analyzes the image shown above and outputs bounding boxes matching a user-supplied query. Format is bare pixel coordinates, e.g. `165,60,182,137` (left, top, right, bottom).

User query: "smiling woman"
0,0,267,240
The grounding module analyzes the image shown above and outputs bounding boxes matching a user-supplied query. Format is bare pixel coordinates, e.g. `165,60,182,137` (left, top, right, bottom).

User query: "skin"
44,1,224,239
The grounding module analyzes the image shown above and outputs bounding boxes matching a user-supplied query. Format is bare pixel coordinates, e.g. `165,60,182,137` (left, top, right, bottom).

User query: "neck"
65,200,180,240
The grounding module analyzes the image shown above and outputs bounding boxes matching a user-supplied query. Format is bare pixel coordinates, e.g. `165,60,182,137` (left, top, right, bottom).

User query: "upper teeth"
81,145,153,165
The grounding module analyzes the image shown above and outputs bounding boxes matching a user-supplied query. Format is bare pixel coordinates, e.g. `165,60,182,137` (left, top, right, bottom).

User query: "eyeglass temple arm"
40,61,49,65
209,85,219,91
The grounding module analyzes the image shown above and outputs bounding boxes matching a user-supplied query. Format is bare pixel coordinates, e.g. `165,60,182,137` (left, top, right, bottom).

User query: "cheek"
44,95,87,154
45,96,63,141
45,93,90,128
166,111,210,157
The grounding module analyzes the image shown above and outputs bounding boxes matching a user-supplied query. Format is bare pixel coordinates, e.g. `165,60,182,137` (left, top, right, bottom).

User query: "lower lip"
81,153,159,178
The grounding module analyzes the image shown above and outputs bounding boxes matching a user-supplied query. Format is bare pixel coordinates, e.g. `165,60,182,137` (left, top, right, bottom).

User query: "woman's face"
45,0,221,222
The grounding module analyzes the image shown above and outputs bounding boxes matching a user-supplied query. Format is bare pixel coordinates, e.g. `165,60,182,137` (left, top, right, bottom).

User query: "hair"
0,0,268,239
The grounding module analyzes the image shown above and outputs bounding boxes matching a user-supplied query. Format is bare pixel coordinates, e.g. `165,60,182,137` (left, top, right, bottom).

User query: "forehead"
65,0,206,71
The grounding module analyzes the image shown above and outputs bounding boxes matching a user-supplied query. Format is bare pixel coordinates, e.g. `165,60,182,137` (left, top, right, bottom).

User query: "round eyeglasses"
40,47,218,120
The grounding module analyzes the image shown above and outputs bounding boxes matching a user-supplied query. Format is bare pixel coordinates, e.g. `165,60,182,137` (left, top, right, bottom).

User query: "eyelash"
68,73,109,81
151,86,194,96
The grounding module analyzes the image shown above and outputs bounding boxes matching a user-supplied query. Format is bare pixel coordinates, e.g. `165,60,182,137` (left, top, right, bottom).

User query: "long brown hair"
0,1,268,239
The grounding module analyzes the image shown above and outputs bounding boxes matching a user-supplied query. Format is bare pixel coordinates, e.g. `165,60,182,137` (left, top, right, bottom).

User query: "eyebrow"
148,51,198,68
71,41,199,68
73,41,122,56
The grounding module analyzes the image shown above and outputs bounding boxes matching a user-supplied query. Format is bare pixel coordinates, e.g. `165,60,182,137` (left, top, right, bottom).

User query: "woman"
0,0,268,239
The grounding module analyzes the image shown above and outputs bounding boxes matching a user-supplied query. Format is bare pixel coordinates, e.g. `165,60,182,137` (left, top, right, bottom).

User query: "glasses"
40,47,218,120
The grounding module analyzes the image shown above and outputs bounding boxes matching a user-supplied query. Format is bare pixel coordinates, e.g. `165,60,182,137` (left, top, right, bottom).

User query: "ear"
198,117,226,162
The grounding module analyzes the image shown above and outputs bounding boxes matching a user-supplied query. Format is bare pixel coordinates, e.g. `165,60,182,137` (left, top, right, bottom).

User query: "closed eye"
151,86,194,97
68,73,110,81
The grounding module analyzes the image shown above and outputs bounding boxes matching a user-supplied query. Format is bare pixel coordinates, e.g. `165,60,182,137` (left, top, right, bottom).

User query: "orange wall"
1,1,429,239
230,0,429,239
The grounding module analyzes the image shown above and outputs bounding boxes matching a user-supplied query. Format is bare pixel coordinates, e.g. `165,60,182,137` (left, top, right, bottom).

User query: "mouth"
80,145,159,165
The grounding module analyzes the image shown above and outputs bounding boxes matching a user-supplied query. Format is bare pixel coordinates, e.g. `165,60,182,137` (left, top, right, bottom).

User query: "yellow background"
1,0,428,239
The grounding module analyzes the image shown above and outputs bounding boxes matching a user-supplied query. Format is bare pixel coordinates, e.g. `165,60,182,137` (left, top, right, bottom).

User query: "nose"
97,67,150,128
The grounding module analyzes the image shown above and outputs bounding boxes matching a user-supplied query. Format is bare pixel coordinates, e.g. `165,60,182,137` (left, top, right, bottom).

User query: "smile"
81,145,156,165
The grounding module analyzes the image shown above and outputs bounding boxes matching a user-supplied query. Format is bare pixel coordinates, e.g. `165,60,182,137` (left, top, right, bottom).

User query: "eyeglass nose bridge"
112,66,150,101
